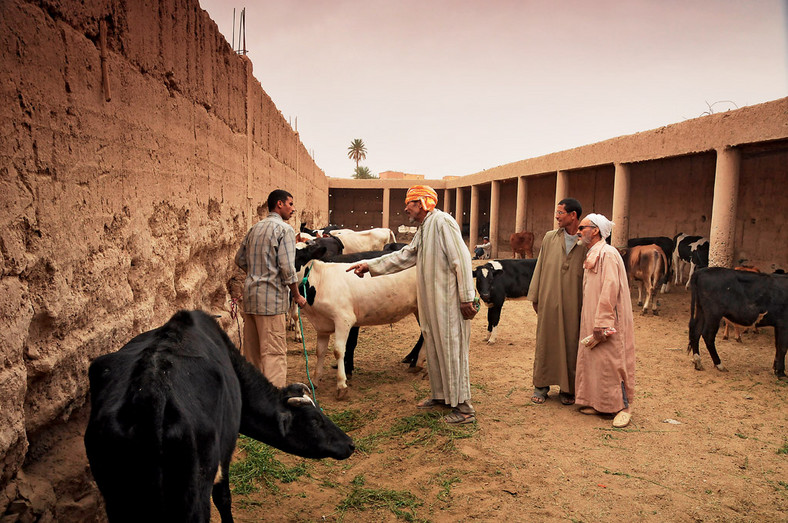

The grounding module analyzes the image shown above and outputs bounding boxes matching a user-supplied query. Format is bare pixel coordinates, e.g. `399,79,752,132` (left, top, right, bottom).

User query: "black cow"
687,268,788,379
473,259,537,344
85,310,354,523
627,236,675,292
383,242,409,252
295,236,344,270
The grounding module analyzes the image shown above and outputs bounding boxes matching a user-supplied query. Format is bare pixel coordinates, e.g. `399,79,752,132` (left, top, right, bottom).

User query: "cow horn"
293,382,311,396
287,396,315,407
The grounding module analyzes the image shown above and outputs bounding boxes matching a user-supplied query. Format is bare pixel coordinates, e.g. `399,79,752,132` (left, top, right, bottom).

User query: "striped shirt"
235,212,298,315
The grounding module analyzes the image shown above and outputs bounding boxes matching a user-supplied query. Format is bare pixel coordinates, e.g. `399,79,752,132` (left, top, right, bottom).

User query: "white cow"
297,260,419,399
328,228,396,254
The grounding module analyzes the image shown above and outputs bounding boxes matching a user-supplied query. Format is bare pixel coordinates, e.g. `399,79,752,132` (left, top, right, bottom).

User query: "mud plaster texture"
0,0,326,518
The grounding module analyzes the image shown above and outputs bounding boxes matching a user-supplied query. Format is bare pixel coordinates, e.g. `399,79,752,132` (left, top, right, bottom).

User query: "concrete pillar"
709,147,741,267
490,181,500,258
470,185,480,251
515,176,527,233
443,188,452,216
382,188,390,229
611,163,631,248
554,170,569,212
456,187,465,231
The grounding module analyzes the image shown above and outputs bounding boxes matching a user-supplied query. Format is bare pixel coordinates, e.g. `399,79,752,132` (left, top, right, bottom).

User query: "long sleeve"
367,231,419,275
277,227,298,286
593,247,622,329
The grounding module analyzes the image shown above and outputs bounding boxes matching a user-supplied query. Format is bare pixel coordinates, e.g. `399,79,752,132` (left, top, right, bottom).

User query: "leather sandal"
443,409,476,424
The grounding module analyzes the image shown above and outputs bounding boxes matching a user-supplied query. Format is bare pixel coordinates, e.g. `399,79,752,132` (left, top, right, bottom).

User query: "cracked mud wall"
0,0,327,517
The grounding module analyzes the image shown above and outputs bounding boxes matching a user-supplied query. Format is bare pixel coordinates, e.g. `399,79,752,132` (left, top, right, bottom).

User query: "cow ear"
314,245,327,258
278,410,294,437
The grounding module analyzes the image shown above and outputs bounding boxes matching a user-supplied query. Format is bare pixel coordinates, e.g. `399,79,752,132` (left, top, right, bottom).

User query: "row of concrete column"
378,146,739,267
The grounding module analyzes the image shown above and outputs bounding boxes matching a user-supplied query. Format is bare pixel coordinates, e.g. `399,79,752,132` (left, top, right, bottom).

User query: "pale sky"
199,0,787,179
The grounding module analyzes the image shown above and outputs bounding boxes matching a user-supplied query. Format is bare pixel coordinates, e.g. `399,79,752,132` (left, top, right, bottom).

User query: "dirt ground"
223,276,788,522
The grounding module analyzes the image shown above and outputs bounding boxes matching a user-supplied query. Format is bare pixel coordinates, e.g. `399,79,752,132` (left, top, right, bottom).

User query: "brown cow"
722,266,761,342
623,244,668,315
509,231,535,259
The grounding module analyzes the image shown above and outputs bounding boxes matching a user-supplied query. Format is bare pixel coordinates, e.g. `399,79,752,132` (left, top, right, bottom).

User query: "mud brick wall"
0,0,327,517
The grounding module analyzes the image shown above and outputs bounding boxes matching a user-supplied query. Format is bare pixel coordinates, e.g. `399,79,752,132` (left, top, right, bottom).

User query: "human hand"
295,294,307,308
346,262,369,278
461,301,478,320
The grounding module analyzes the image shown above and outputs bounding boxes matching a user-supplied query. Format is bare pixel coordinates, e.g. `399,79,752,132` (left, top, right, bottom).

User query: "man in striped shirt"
235,189,307,387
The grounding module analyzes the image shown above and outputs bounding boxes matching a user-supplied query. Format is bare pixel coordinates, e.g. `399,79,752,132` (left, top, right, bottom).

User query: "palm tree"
353,166,377,179
347,139,367,170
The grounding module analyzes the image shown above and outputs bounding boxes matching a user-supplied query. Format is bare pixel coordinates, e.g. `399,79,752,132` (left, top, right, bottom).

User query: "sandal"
579,406,599,415
417,398,447,409
531,386,549,404
443,409,476,424
613,411,632,428
559,392,575,405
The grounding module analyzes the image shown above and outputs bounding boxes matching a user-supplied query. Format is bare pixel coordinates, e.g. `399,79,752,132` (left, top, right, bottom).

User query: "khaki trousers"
242,313,287,388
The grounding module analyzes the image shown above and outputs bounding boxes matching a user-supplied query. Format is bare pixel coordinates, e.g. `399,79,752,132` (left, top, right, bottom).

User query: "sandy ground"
223,276,788,522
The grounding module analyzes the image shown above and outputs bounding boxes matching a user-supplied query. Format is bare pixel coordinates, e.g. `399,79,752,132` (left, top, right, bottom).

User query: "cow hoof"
652,310,659,316
407,365,423,374
637,301,643,307
692,355,704,371
715,364,728,372
777,374,788,381
336,387,349,400
640,310,647,316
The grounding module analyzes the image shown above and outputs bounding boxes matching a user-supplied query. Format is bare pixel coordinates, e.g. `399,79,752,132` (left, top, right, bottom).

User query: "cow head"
474,261,503,303
274,383,355,459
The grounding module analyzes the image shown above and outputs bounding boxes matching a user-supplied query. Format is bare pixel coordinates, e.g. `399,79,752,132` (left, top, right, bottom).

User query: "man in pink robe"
575,213,635,428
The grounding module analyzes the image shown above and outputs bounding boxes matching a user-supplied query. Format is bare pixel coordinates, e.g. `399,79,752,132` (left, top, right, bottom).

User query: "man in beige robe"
526,198,585,405
575,213,635,428
348,185,478,424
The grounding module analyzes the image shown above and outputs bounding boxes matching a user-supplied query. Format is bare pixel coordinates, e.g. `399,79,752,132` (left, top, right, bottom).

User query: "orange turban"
405,185,438,212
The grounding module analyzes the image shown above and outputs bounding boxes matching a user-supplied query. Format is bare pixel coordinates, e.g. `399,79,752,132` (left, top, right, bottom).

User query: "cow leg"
722,319,730,340
648,286,659,315
773,327,788,380
687,304,704,370
332,327,351,399
211,463,233,523
700,319,726,372
734,324,743,343
636,281,645,311
487,304,502,344
314,333,331,387
342,326,359,379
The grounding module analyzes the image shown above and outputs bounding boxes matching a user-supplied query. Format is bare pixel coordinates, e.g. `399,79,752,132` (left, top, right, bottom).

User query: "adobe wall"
0,0,327,518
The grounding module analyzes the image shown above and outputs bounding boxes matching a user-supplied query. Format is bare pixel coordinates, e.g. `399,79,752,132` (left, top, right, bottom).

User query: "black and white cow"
473,259,537,344
85,310,354,523
673,233,709,288
298,260,420,398
311,246,424,378
687,268,788,379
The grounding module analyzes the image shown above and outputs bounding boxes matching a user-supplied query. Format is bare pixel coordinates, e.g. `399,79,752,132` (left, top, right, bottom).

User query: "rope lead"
298,265,320,409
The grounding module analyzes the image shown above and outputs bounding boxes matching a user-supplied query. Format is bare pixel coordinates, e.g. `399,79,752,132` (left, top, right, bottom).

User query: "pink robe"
575,241,636,413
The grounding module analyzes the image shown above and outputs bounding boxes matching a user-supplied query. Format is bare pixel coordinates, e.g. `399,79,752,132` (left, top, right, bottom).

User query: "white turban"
585,213,615,240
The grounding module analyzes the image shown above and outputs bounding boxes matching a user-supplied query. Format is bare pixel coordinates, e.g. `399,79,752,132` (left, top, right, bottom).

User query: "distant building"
379,171,425,180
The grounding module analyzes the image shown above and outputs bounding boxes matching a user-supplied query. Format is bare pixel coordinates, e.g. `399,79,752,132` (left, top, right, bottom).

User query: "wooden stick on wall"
99,19,111,102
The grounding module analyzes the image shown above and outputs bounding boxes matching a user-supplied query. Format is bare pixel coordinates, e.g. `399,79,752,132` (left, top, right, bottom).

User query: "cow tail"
657,248,668,287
